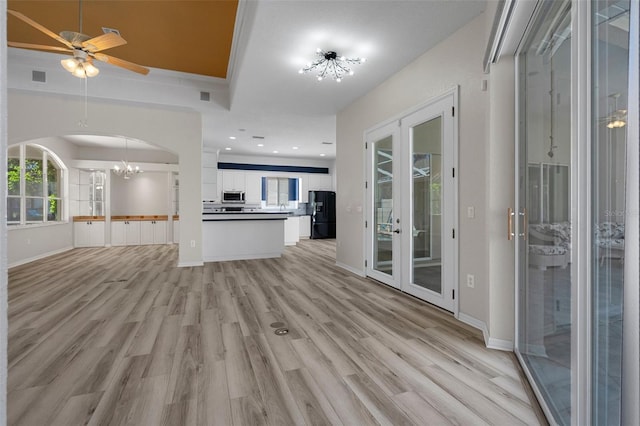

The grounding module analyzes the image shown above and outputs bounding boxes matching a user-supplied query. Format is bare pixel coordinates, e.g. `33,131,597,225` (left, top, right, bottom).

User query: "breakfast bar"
202,211,291,262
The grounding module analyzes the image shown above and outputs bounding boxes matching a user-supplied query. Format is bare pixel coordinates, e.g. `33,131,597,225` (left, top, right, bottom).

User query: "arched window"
7,144,66,225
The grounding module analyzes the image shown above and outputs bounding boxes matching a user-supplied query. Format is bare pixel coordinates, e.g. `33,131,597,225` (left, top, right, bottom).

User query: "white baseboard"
487,337,514,352
335,261,366,277
8,246,74,268
458,312,488,338
177,260,205,268
458,312,514,352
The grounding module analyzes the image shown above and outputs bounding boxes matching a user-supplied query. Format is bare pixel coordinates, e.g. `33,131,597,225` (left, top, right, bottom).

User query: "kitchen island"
202,211,291,262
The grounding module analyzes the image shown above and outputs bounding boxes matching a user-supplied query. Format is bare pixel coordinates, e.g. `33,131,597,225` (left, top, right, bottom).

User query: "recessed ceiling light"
229,136,236,140
320,153,326,157
225,147,232,151
273,150,279,154
257,143,264,147
292,146,299,150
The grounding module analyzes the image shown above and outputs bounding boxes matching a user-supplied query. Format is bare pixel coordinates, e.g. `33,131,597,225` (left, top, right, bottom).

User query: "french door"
366,90,457,312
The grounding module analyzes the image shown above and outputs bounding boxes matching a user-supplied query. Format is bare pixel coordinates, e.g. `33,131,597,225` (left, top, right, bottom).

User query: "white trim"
177,260,204,268
487,337,514,352
8,246,74,269
335,261,366,277
571,2,592,424
457,312,488,337
622,0,640,422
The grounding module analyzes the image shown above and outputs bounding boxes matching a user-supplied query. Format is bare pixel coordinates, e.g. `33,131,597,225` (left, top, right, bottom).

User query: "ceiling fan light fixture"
83,61,100,77
61,57,79,72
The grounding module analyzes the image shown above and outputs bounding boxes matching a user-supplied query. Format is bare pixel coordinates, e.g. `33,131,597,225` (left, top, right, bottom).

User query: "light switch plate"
467,206,475,218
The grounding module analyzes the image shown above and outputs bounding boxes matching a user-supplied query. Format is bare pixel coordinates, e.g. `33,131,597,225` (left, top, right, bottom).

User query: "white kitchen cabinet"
284,216,300,246
308,174,333,191
140,220,167,245
222,170,246,191
74,220,105,247
111,221,141,246
299,175,309,203
299,215,311,238
245,173,262,204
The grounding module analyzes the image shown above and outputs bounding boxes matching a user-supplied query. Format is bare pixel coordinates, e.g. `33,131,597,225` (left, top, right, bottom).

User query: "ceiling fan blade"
93,53,150,75
7,9,73,49
82,32,127,53
8,41,73,53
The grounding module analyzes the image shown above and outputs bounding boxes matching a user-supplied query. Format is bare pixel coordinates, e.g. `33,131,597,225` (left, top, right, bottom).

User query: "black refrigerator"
308,190,336,239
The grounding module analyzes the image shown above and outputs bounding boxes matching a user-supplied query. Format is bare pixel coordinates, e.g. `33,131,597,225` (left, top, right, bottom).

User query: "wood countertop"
72,216,105,222
111,215,169,222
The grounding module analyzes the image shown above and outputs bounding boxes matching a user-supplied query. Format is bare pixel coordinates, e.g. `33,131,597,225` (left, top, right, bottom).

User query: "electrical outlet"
466,274,475,288
467,206,475,218
190,239,196,248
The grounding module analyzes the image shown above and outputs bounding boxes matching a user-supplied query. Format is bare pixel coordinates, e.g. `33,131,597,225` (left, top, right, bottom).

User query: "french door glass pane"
518,1,572,424
374,136,393,275
591,0,629,423
411,117,442,293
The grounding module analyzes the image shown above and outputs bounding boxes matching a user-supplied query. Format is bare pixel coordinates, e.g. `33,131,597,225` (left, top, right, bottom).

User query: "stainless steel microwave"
222,191,245,203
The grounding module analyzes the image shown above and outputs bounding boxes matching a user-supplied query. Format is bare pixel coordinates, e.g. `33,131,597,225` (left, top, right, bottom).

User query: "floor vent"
32,70,46,83
200,91,211,102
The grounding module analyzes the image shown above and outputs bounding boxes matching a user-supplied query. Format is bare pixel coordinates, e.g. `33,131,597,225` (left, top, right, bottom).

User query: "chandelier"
299,48,366,82
113,138,143,179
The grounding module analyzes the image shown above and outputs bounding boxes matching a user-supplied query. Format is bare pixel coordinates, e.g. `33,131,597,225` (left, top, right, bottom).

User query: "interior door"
365,121,401,289
366,91,457,311
401,94,456,311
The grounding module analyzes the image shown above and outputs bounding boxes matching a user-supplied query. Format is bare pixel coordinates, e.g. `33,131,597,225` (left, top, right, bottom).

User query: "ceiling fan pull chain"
78,77,88,128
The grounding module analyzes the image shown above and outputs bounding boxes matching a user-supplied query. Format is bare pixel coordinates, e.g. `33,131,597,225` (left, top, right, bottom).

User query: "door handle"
507,207,515,240
393,228,401,234
519,208,527,240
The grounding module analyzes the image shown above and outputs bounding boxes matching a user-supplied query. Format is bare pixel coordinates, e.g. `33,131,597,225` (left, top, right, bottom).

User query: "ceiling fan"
7,3,149,78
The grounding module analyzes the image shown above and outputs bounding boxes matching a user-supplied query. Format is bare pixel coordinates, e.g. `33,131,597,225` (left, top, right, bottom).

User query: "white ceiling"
7,0,487,160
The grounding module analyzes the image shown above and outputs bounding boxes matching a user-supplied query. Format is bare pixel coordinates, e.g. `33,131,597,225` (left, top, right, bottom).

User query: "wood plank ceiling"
7,0,239,78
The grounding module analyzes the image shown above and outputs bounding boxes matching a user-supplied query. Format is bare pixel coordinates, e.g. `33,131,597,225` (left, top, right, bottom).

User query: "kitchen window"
6,143,66,225
262,177,299,208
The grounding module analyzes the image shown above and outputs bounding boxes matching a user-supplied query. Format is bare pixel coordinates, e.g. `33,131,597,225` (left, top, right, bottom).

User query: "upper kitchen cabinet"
308,174,333,191
222,170,246,191
202,151,218,201
245,172,262,204
76,169,106,216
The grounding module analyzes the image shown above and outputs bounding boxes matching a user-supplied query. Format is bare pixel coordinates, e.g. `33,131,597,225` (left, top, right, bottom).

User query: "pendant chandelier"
113,138,143,179
299,48,366,82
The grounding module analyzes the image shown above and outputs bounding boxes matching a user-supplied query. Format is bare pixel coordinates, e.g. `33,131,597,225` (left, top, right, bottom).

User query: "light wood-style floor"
8,239,544,425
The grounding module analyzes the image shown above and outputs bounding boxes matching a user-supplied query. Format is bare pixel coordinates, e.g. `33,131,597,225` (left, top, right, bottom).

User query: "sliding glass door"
515,0,632,424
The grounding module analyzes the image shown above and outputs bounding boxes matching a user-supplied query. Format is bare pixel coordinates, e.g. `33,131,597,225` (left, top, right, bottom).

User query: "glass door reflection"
411,117,442,294
373,136,395,277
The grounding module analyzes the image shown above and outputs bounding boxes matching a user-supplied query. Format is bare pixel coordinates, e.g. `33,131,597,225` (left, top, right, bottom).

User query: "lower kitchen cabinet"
74,220,105,247
140,220,167,245
284,216,300,246
299,215,311,239
111,220,141,246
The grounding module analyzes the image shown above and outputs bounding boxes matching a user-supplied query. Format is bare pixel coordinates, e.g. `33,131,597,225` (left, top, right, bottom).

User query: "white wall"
111,172,170,216
8,91,202,267
336,13,492,332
